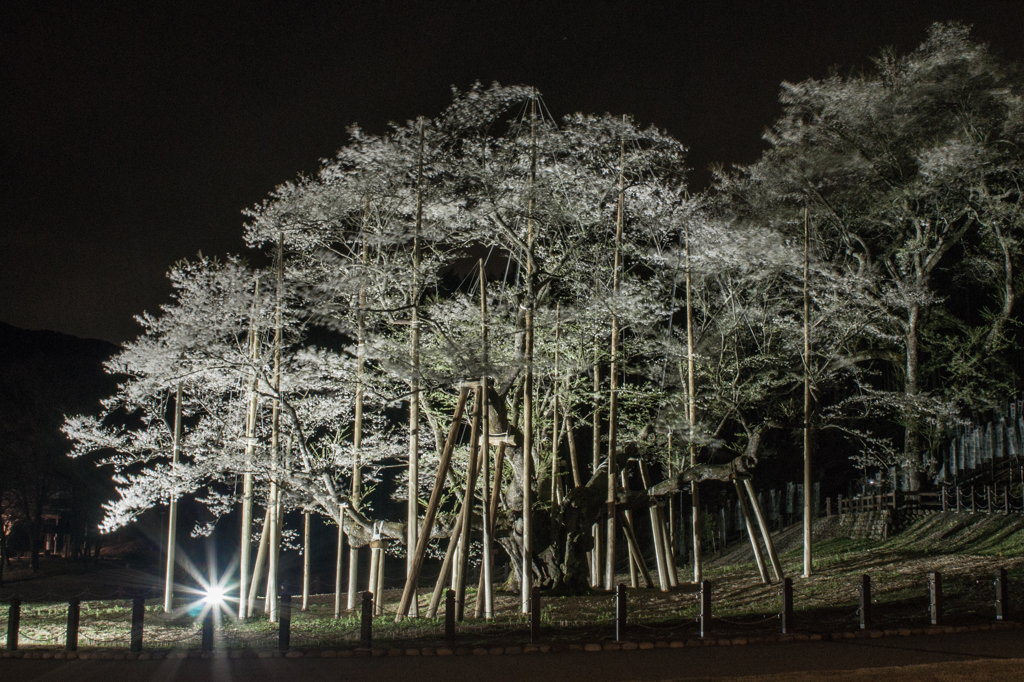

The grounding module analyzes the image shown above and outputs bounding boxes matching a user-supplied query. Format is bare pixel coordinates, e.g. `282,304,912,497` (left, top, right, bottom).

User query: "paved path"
4,630,1024,682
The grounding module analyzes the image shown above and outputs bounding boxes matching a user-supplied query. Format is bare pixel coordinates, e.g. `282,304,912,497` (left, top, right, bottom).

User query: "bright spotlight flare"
204,585,226,607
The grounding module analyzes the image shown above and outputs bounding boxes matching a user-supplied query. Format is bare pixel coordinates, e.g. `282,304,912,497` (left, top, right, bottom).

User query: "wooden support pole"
684,220,701,584
649,501,670,592
802,206,813,579
396,386,471,620
406,122,426,620
455,385,484,620
334,507,344,618
637,461,668,591
551,303,562,509
735,479,770,584
475,438,506,618
744,478,784,581
480,263,494,620
247,506,271,617
522,95,537,614
164,384,183,614
591,331,602,589
375,544,385,617
427,395,485,619
368,544,380,616
565,412,582,488
427,512,466,618
302,512,311,611
620,471,639,588
617,510,653,588
349,214,368,614
347,545,360,612
238,290,260,620
606,117,627,592
658,505,678,588
267,234,284,623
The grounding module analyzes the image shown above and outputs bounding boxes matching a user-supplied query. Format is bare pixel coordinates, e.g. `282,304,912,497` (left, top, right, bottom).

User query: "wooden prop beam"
395,386,472,621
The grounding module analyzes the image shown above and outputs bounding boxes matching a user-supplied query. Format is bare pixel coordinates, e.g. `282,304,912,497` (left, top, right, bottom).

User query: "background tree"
715,22,1024,489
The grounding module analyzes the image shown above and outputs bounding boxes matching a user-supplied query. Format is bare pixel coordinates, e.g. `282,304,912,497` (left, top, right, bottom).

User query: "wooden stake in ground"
605,117,626,591
163,383,183,613
395,386,470,621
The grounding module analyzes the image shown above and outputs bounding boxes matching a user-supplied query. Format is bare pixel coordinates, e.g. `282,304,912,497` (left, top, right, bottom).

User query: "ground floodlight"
204,584,226,606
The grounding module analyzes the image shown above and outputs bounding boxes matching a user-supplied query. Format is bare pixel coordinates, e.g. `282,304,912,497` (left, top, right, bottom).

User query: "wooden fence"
2,571,1015,654
835,484,1023,515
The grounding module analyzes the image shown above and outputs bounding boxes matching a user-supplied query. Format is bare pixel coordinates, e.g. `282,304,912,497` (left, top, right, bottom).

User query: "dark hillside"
0,322,119,581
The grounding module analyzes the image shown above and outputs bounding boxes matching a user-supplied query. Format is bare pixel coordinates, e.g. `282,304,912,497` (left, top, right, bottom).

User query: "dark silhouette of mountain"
0,322,120,578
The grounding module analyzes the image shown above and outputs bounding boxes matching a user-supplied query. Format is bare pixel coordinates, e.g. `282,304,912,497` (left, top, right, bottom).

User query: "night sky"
4,1,1024,344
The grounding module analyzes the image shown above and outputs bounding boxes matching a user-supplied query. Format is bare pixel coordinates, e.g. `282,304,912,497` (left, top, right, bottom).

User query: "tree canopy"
66,23,1024,597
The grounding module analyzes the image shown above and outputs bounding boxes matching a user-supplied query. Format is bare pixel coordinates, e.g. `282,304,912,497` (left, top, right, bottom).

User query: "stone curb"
1,621,1019,660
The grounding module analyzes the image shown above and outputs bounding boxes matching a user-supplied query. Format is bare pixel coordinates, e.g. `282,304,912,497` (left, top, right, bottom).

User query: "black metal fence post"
66,598,80,652
929,572,942,626
6,597,21,651
699,580,712,638
201,610,214,652
995,568,1009,620
130,595,146,653
781,577,795,634
360,591,372,649
444,589,455,645
530,586,541,644
279,592,291,651
615,584,627,641
859,575,871,630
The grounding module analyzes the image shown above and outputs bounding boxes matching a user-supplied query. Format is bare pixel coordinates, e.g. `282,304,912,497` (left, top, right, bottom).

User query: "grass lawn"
1,511,1022,651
